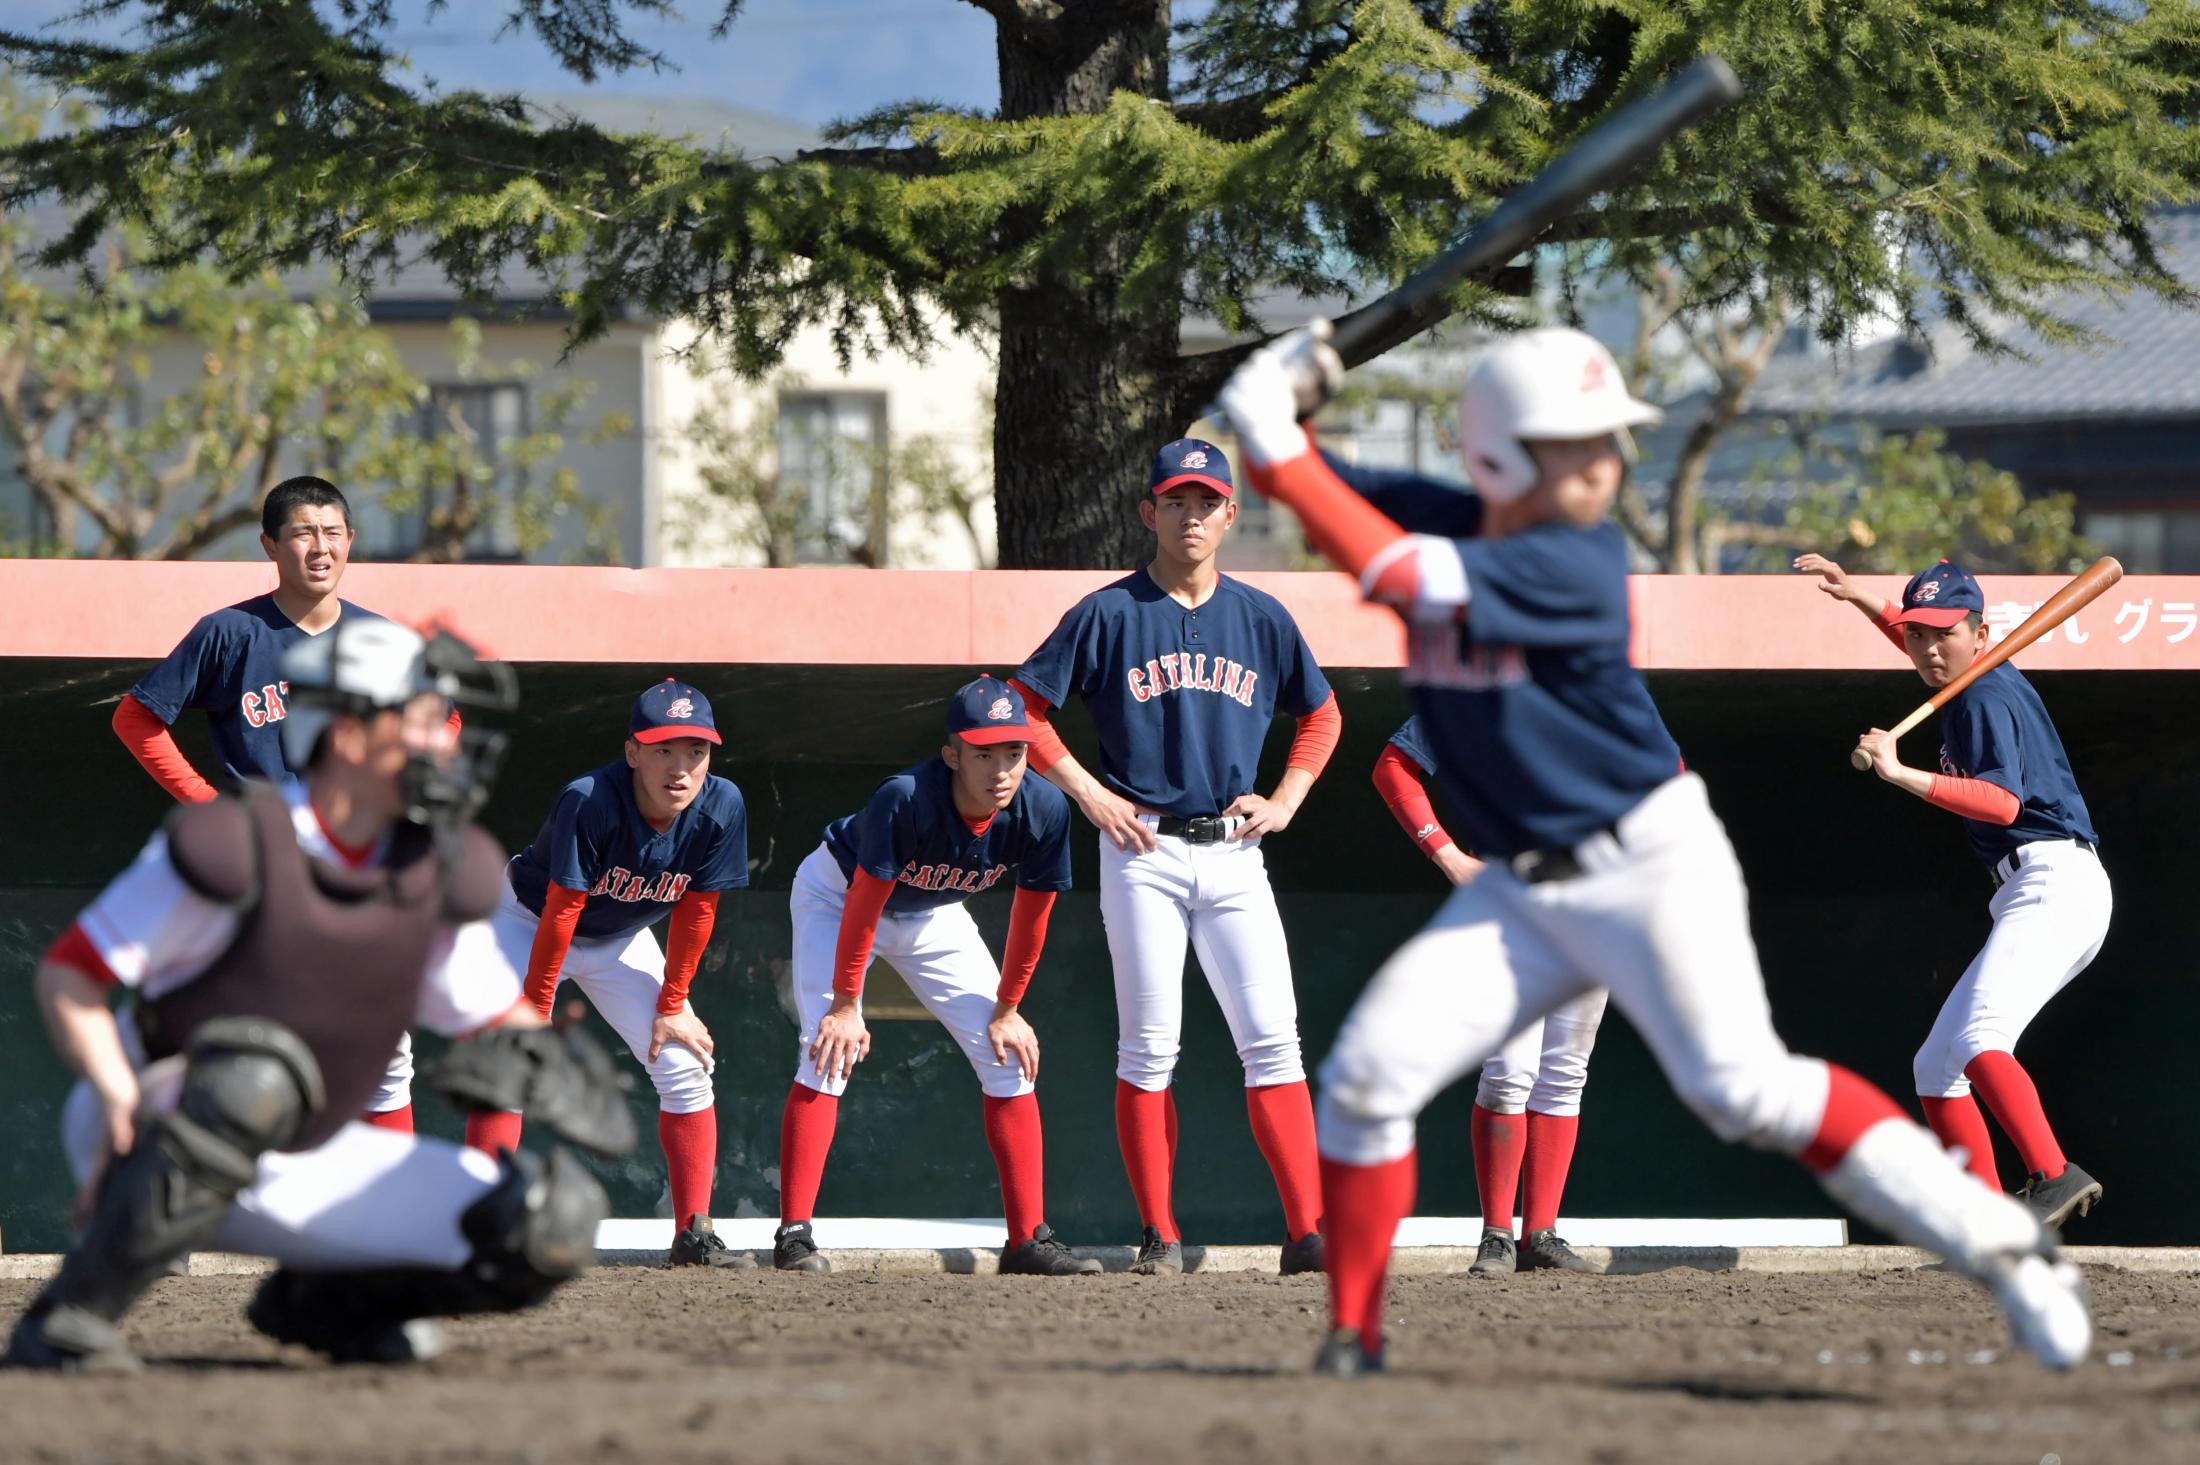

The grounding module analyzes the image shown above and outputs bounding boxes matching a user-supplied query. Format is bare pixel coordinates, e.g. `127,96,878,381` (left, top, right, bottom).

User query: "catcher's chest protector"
142,782,505,1151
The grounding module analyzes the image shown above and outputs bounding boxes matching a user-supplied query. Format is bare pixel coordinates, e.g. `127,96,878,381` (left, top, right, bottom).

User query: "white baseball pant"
366,1031,414,1114
1100,817,1304,1091
788,844,1032,1099
486,875,714,1114
62,1058,503,1270
1914,840,2112,1097
1475,989,1608,1117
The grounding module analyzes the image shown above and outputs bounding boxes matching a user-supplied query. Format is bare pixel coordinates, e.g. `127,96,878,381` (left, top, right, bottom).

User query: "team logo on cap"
1581,356,1607,392
1917,581,1941,602
666,697,695,718
1181,449,1209,470
986,696,1014,722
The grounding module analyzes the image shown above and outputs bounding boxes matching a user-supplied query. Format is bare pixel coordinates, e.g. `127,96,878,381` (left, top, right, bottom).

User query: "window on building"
357,382,530,561
2082,510,2200,574
777,391,888,560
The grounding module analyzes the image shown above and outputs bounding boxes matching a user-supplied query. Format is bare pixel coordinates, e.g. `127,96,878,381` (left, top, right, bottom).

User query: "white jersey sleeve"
75,831,242,997
414,917,523,1036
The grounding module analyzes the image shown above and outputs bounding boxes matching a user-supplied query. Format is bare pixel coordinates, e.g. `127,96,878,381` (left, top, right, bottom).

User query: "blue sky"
1,1,1003,127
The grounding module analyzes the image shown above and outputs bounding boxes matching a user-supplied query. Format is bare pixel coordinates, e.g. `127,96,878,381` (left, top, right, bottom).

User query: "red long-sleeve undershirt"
523,885,590,1016
1007,680,1342,792
1872,604,1909,652
1371,744,1456,858
657,889,720,1015
112,694,218,805
994,887,1056,1006
1246,452,1415,602
1925,775,2021,826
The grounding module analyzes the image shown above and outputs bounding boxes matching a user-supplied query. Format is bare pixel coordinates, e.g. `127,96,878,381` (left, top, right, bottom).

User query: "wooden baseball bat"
1850,556,2124,771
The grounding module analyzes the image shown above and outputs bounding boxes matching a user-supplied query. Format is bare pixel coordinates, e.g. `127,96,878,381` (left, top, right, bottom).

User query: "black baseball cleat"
1130,1226,1184,1276
772,1221,832,1273
1467,1226,1516,1277
3,1304,142,1374
1311,1326,1385,1379
669,1214,757,1270
1518,1229,1599,1274
999,1224,1103,1276
1280,1230,1326,1276
2019,1164,2102,1230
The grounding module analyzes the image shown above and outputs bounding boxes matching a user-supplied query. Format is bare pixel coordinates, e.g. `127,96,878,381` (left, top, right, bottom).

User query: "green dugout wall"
2,563,2194,1250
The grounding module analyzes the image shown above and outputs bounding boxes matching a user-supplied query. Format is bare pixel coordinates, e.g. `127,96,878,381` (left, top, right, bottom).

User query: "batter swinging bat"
1850,556,2125,771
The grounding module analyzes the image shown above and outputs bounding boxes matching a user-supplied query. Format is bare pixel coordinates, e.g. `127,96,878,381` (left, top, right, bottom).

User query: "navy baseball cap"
630,678,721,745
1888,559,1986,629
1149,438,1233,497
947,674,1031,746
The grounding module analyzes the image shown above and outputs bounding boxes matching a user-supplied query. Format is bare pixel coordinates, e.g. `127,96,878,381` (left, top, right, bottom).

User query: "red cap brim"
1150,472,1233,498
1887,606,1973,629
632,725,722,745
956,725,1031,746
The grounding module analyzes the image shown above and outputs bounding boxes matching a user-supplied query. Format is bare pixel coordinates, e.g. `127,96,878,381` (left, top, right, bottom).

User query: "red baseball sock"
1245,1081,1323,1240
1115,1080,1179,1242
1964,1051,2067,1179
1920,1093,2001,1188
778,1085,839,1224
983,1093,1046,1244
465,1109,524,1154
1520,1111,1580,1235
1469,1103,1525,1233
359,1104,413,1134
1320,1151,1416,1346
1799,1063,1907,1174
659,1107,718,1227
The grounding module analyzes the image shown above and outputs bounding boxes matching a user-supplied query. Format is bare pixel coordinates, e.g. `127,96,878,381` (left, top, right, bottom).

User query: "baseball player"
115,474,422,1133
1009,438,1342,1277
5,619,635,1371
773,675,1098,1277
460,678,748,1267
1215,321,2091,1376
1796,553,2110,1226
1373,715,1607,1276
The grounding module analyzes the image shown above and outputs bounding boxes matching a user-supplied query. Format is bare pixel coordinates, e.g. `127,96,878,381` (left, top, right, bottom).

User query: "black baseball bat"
1326,54,1744,361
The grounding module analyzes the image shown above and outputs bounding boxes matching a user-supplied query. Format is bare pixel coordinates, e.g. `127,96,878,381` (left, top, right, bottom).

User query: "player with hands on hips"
6,619,635,1372
774,676,1098,1277
1219,321,2091,1377
1796,553,2109,1227
1374,716,1608,1277
1009,440,1343,1277
464,679,749,1268
116,475,431,1134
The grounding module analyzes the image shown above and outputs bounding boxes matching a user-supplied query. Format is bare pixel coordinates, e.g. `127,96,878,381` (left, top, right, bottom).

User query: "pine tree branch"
1172,92,1284,143
792,144,944,177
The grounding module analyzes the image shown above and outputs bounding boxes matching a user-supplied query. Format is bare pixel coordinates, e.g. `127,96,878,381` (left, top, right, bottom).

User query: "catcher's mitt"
426,1024,638,1158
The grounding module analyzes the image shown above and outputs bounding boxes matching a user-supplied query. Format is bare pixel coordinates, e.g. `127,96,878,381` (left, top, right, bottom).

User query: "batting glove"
1217,320,1344,469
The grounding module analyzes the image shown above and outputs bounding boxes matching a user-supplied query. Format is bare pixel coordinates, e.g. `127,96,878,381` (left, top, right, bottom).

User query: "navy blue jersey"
130,596,385,783
1016,571,1332,819
1388,715,1437,775
507,761,750,941
1330,459,1681,859
1936,664,2097,864
824,758,1073,915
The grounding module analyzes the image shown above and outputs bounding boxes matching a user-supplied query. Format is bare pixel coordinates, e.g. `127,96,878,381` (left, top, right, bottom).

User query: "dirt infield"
3,1265,2197,1463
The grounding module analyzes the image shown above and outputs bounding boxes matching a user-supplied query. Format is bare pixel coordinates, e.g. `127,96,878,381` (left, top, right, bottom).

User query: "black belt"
1504,824,1621,885
1155,814,1243,845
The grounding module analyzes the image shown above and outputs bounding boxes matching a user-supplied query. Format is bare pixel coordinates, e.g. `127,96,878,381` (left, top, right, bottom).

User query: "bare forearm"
1036,751,1109,807
1268,766,1316,815
36,961,137,1101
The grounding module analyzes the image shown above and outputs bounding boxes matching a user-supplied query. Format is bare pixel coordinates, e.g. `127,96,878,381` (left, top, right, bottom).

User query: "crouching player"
1216,322,2092,1376
6,620,634,1371
773,676,1099,1277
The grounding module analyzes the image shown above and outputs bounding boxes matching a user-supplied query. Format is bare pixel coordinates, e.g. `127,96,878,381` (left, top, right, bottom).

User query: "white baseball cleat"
1988,1251,2091,1370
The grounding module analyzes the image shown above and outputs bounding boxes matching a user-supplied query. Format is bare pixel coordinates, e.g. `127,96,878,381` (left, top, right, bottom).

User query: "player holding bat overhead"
1216,320,2091,1377
1796,555,2110,1226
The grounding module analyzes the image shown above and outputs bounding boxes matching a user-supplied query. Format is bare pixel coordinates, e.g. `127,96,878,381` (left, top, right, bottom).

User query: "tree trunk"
991,2,1180,570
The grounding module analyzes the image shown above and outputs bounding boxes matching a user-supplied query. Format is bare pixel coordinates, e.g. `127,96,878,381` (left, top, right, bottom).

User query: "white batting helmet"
1458,328,1662,504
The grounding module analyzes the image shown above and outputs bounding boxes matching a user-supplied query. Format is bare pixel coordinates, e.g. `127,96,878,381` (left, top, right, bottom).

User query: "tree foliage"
1763,425,2095,576
0,81,622,561
3,1,2196,565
